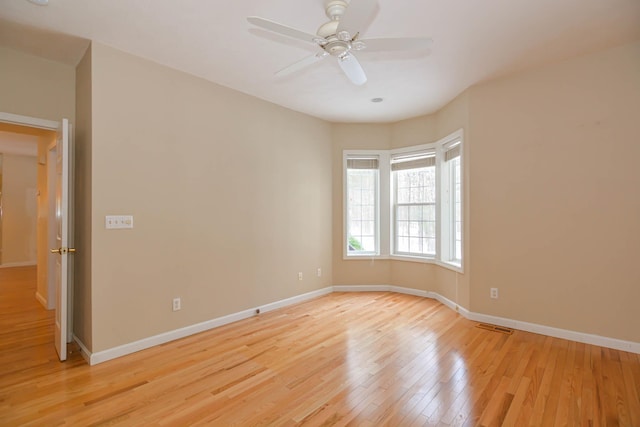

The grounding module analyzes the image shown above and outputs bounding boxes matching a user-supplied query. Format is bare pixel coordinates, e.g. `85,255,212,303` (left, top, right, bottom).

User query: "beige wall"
0,47,75,122
468,41,640,342
88,43,333,352
74,45,93,348
1,154,37,265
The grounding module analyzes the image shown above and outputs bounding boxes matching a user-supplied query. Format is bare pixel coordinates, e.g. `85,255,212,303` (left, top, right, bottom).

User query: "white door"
51,118,74,362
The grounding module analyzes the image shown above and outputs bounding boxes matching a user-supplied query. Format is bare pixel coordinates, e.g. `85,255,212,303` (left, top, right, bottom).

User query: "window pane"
397,188,410,204
362,206,374,220
397,206,408,221
410,187,422,203
409,237,421,253
361,237,375,252
426,182,436,203
409,206,423,220
362,221,375,235
409,221,420,235
449,156,462,261
426,238,436,254
424,221,436,238
349,189,361,205
397,221,409,236
426,205,435,221
347,168,377,255
393,163,436,257
397,236,409,252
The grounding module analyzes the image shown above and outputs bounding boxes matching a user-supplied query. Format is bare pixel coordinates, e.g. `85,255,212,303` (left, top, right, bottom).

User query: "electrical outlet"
490,288,498,299
298,272,303,281
317,268,322,277
172,297,181,311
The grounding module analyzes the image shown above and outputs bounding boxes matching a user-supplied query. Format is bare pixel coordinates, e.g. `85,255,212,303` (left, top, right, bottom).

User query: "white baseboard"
35,292,48,309
73,335,92,364
392,286,429,298
464,311,640,354
83,287,333,365
333,285,390,293
0,261,36,268
388,286,640,355
79,285,640,365
258,287,333,314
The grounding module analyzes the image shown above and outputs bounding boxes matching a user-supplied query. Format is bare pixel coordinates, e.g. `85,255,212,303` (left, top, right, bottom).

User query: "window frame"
343,151,387,258
391,151,437,258
438,136,463,271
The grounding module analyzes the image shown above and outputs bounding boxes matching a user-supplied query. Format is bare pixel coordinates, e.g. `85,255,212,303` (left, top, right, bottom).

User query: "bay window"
343,130,463,271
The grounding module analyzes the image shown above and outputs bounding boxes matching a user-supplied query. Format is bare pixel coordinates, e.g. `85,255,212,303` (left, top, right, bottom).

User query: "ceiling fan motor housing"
318,0,352,56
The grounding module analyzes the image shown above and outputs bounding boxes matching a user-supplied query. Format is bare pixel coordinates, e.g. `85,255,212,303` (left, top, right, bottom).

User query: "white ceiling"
0,0,639,123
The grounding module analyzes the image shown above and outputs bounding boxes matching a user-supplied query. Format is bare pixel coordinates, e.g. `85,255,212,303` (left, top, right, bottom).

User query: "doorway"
0,121,57,306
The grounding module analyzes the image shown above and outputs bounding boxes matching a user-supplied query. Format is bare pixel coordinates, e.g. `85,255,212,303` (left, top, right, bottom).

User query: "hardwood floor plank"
1,267,639,426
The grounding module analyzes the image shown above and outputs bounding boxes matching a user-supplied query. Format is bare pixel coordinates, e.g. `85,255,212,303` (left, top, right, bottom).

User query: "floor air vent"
476,323,514,335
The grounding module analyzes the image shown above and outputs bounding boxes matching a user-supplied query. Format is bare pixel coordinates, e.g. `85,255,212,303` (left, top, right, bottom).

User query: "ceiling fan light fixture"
313,37,328,46
337,30,351,42
352,40,366,51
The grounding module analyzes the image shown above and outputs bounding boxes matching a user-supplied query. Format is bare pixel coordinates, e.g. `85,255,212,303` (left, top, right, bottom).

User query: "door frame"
46,140,57,310
0,112,59,131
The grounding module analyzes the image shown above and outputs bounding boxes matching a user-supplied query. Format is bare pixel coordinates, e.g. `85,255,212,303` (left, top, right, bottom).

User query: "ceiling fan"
247,0,432,86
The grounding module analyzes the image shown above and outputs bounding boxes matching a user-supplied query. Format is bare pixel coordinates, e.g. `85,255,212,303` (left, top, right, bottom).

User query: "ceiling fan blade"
247,16,318,44
338,53,367,85
336,0,379,36
361,37,433,52
276,52,328,77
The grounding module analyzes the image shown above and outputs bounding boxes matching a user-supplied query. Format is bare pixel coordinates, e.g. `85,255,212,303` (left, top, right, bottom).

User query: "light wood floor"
1,266,639,426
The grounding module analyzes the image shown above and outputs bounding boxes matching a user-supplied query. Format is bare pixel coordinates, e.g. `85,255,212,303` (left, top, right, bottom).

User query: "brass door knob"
50,248,76,254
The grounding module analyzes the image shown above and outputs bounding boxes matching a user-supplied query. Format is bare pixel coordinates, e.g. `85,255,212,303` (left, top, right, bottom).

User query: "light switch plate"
106,215,134,229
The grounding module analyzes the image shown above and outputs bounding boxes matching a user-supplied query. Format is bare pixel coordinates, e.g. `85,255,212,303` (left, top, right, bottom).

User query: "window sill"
436,259,464,274
344,254,464,274
344,254,382,260
389,254,435,264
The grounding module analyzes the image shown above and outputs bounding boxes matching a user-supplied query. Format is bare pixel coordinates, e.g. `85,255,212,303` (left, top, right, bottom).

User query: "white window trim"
438,131,464,272
342,130,464,274
391,148,437,258
343,150,388,259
